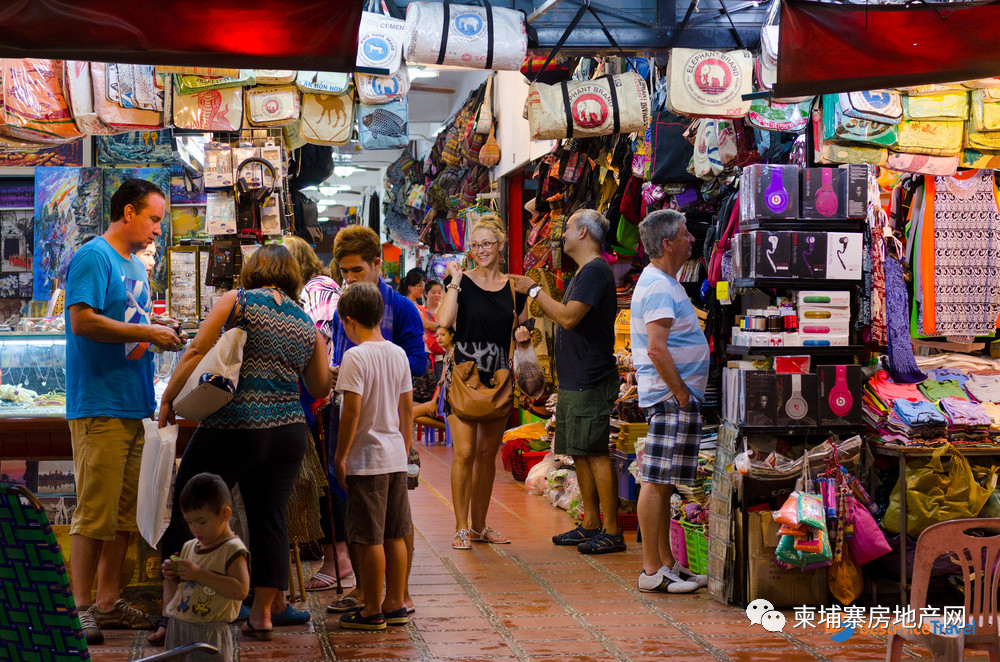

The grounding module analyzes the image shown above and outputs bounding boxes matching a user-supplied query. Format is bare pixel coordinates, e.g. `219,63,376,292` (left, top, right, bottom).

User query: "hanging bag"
356,65,410,105
447,283,516,421
173,86,243,131
358,97,409,149
404,0,527,71
245,85,301,127
173,291,247,421
356,0,407,76
300,92,355,145
840,90,903,125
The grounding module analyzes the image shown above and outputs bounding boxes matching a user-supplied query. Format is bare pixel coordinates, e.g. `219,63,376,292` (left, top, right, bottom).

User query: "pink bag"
707,194,740,287
846,495,891,566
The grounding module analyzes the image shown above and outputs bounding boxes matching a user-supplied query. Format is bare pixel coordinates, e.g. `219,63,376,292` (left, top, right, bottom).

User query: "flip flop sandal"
147,616,169,647
452,529,472,550
471,526,510,544
327,596,365,614
305,572,356,591
241,622,274,641
339,610,386,631
383,607,409,626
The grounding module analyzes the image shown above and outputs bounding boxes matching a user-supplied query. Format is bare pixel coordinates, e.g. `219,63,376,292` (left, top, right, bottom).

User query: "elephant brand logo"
693,59,732,96
682,51,745,107
264,99,280,115
371,76,399,96
454,13,484,37
363,37,392,63
572,93,609,129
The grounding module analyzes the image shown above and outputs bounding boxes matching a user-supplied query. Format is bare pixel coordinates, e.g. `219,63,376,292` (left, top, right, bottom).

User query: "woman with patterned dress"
156,245,332,640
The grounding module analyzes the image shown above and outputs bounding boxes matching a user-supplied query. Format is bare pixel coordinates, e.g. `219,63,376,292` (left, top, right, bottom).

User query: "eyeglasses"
469,240,498,252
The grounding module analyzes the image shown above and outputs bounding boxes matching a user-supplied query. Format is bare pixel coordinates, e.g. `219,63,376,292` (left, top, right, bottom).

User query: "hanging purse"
245,85,301,127
474,74,494,134
404,0,527,71
885,151,959,176
356,0,406,75
254,70,297,84
902,91,969,120
296,71,352,95
666,48,753,118
356,66,410,105
896,120,963,156
2,59,83,143
840,91,903,125
821,94,898,147
748,97,811,132
62,61,115,135
971,88,1000,132
92,63,164,132
300,92,354,145
175,71,255,94
358,98,409,149
173,86,243,131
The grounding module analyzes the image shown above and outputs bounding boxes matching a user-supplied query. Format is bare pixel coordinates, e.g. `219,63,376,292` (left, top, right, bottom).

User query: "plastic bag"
882,443,997,535
136,420,178,547
773,491,802,527
513,342,546,400
776,522,832,568
525,451,560,495
797,493,825,529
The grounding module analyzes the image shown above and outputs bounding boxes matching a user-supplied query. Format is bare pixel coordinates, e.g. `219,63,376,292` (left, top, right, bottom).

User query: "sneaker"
91,598,159,630
78,605,104,646
578,530,627,555
671,562,709,588
552,525,600,546
637,568,700,594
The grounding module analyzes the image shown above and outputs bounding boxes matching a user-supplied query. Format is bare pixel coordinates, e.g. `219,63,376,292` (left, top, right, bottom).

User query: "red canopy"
0,0,365,71
775,0,1000,98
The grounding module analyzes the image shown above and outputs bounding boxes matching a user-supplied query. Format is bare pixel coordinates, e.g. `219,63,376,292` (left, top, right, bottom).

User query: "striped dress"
202,288,316,429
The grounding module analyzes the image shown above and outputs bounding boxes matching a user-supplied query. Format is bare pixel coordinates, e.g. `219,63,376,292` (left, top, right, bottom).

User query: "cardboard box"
797,291,851,308
744,371,777,426
800,334,851,347
742,164,800,221
738,509,829,608
800,168,847,220
799,319,851,336
789,232,828,278
776,372,817,425
826,232,864,280
817,364,863,425
751,231,792,278
842,163,869,218
799,305,852,321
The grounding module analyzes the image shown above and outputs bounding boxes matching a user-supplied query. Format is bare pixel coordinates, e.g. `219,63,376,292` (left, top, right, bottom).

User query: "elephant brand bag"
666,48,753,118
359,98,409,149
173,86,243,131
527,72,650,140
356,5,406,75
404,0,527,71
356,66,410,104
245,85,301,127
300,93,354,145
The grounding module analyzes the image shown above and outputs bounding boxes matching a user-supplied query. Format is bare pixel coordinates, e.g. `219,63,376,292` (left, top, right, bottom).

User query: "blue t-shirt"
65,237,155,419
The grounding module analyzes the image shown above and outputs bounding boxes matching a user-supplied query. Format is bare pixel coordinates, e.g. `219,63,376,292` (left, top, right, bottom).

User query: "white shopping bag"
137,419,178,547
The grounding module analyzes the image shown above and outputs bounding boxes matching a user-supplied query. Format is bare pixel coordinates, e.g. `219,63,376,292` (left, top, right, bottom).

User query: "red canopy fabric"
775,0,1000,98
0,0,365,72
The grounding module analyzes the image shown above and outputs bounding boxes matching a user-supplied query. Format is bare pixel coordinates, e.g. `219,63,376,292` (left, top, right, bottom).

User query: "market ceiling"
0,0,364,71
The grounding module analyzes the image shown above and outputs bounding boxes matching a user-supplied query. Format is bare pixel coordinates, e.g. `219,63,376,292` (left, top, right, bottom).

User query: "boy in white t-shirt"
332,282,414,631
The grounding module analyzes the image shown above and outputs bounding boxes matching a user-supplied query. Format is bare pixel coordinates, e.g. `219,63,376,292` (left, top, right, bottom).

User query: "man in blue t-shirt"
65,179,183,645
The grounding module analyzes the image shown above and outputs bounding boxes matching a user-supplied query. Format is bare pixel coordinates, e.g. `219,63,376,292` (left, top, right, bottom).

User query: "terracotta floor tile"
626,655,720,662
796,632,886,648
501,615,581,630
409,604,485,618
507,625,596,642
517,639,610,657
688,621,765,636
414,616,495,632
424,641,514,658
489,603,569,618
583,612,669,627
598,624,688,639
820,646,892,661
327,631,413,646
417,629,507,645
724,650,822,662
708,634,793,650
529,656,622,662
330,645,421,659
615,636,709,654
407,583,469,596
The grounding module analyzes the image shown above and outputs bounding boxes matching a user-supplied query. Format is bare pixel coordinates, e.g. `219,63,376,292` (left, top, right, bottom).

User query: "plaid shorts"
639,399,702,486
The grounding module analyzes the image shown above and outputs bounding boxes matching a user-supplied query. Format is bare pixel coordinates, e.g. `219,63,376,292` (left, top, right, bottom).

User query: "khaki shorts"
345,472,412,546
69,417,145,540
554,373,618,456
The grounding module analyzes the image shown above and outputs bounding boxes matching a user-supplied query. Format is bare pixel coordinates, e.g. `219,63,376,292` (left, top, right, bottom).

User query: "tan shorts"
345,472,412,546
69,417,145,540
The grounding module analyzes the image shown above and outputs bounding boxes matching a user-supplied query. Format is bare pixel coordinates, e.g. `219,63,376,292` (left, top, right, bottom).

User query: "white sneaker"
670,563,709,588
637,568,700,594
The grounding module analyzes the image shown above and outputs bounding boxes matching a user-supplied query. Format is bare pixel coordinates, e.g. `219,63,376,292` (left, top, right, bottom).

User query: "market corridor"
97,445,915,662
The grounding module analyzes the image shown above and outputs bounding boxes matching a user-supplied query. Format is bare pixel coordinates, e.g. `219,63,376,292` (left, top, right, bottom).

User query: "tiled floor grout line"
130,629,146,661
577,554,736,662
307,590,340,662
494,547,632,661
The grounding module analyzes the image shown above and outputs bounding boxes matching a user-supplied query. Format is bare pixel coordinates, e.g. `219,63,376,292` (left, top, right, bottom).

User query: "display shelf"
727,344,866,356
739,219,864,231
738,423,864,434
0,207,34,211
733,277,862,289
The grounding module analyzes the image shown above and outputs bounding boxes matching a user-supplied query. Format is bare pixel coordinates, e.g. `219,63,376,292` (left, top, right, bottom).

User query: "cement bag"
886,151,959,176
173,87,243,131
971,88,1000,132
92,63,163,131
356,9,406,75
254,70,296,84
62,61,115,135
301,93,354,146
404,1,527,71
245,85,301,127
359,98,408,149
356,66,410,104
666,48,753,118
175,70,255,94
136,419,177,548
896,120,963,156
296,71,351,95
3,59,83,143
962,149,1000,168
526,72,650,140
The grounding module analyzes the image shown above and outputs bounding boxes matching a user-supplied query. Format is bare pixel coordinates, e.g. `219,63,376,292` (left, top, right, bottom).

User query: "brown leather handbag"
447,283,516,422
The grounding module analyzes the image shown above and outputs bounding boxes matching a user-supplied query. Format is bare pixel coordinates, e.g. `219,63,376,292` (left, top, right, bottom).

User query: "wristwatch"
528,284,542,299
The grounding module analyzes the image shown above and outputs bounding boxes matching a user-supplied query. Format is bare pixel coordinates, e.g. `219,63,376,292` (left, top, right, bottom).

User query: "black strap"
717,0,748,51
484,0,495,70
605,74,620,134
669,0,700,50
560,81,573,138
530,2,628,84
437,0,451,65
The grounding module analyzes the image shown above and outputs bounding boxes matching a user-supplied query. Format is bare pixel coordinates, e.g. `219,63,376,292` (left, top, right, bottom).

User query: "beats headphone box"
776,373,817,426
817,364,862,425
800,168,847,220
751,231,792,277
790,232,828,279
744,371,778,426
741,164,800,221
826,232,863,280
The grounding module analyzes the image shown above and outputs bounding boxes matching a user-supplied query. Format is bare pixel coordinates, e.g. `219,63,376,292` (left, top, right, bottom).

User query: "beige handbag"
526,71,650,140
902,92,969,121
356,66,410,104
91,63,163,131
971,88,1000,132
474,73,494,134
896,120,963,156
962,149,1000,168
173,86,243,131
296,71,351,95
254,70,297,84
886,151,959,176
300,92,354,145
62,61,115,135
666,48,753,118
245,85,301,127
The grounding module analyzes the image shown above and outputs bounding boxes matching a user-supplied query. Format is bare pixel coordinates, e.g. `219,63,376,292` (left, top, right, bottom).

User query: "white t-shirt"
336,341,412,476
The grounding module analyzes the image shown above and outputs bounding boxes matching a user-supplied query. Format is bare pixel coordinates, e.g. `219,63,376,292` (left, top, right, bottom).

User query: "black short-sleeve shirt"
555,259,618,390
454,277,528,377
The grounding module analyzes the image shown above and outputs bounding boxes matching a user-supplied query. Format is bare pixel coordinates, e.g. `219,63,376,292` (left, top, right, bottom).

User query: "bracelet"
446,283,462,292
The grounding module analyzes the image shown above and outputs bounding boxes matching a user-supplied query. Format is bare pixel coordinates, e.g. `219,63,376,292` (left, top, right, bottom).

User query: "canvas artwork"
170,205,208,242
102,167,171,297
0,209,33,273
0,460,28,486
36,461,76,495
33,167,103,300
96,129,173,165
171,163,206,205
0,141,83,167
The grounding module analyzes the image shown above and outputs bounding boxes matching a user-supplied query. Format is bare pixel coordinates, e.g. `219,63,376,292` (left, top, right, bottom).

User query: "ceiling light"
319,185,350,195
334,165,364,177
409,67,440,79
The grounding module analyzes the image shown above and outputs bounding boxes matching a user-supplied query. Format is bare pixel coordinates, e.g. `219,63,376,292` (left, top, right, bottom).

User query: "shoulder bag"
173,290,247,421
447,282,515,422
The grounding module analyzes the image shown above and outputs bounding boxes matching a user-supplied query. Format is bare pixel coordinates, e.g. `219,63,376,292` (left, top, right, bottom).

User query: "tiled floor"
93,445,959,661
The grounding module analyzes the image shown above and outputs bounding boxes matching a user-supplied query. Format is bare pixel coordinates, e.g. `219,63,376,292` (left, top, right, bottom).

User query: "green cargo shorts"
554,373,619,456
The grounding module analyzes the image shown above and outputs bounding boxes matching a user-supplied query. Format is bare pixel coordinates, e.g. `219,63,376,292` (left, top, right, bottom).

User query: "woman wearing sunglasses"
437,216,529,549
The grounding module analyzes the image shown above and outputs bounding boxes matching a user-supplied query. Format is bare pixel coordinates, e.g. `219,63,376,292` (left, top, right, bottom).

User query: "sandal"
305,571,356,591
383,607,409,626
452,529,472,550
470,526,510,544
147,615,169,647
327,595,365,614
241,622,274,641
552,525,601,546
577,530,627,555
339,610,386,631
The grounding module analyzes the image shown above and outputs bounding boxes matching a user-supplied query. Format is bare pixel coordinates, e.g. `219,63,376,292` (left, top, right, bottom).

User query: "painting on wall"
170,205,208,243
0,141,83,167
96,129,173,165
0,209,33,273
33,167,103,300
102,167,171,297
170,163,206,205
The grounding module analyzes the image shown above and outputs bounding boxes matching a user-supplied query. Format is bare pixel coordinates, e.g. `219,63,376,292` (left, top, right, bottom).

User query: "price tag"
716,281,731,305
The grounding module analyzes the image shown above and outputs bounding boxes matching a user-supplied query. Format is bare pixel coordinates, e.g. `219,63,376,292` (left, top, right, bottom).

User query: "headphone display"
802,235,817,276
828,365,854,417
235,157,277,242
785,373,808,420
236,158,277,205
837,235,850,270
764,165,790,214
815,168,839,217
765,234,779,273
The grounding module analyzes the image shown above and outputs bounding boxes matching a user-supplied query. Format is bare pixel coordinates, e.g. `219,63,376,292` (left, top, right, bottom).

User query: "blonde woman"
437,217,529,549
